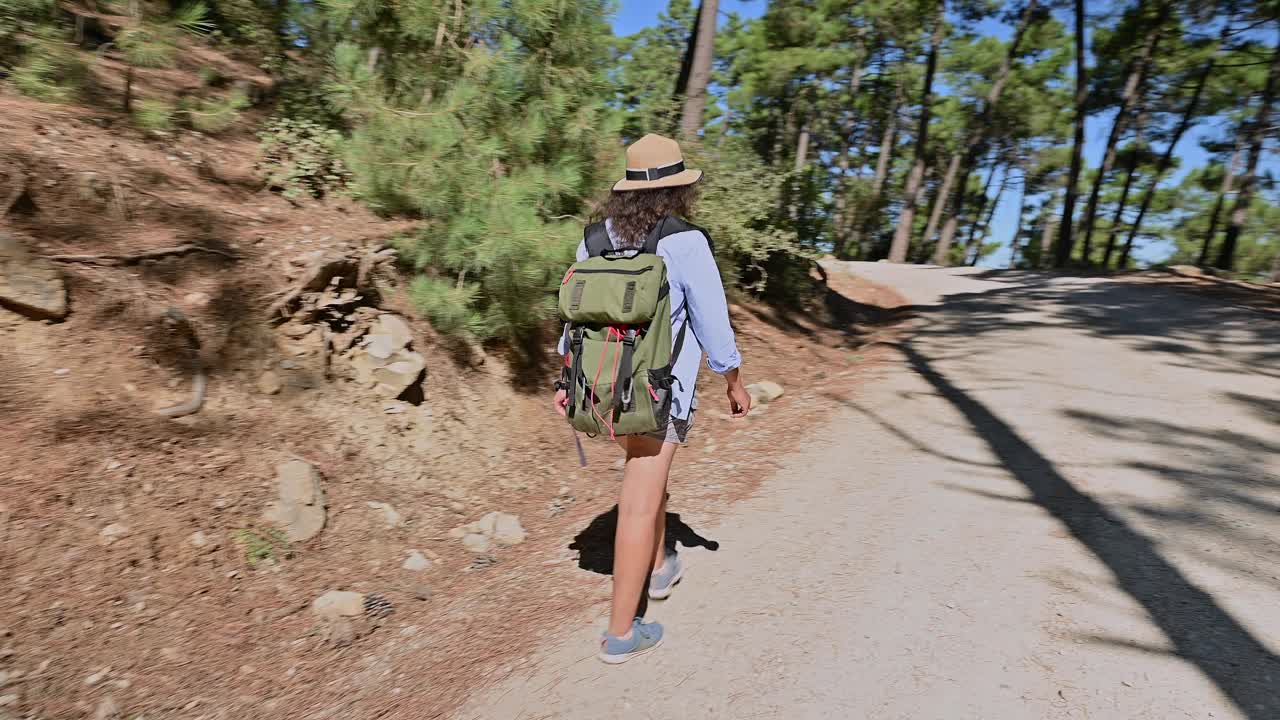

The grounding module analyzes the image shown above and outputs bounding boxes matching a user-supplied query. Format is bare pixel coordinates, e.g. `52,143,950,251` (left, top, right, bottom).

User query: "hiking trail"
461,263,1280,720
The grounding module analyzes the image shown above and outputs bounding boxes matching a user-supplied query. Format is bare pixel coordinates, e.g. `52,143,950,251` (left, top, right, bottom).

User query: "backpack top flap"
558,252,667,326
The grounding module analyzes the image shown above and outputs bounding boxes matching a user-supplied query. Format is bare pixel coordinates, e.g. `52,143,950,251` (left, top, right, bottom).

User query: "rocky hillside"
0,81,901,720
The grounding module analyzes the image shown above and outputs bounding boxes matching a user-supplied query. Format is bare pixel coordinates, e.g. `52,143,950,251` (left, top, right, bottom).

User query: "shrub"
256,117,350,200
133,98,176,131
9,25,86,102
182,89,249,133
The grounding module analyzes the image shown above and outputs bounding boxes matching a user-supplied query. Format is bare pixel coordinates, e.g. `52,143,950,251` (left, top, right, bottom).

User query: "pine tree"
330,0,621,342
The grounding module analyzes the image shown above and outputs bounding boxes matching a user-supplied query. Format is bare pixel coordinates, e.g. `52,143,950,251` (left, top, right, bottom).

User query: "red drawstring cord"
587,326,625,440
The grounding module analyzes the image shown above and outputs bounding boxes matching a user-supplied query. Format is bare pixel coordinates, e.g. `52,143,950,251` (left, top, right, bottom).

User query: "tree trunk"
1101,109,1148,268
930,0,1037,266
1123,39,1221,269
794,119,811,173
1056,0,1087,267
967,164,1009,265
680,0,719,141
923,152,963,250
872,76,904,200
1040,212,1058,269
934,164,974,265
832,47,869,256
673,1,701,100
1079,8,1164,264
889,0,946,264
1199,141,1244,266
850,73,905,258
1217,35,1278,271
1009,166,1029,268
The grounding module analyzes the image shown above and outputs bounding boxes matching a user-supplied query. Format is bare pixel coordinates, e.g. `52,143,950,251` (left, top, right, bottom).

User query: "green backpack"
558,217,707,438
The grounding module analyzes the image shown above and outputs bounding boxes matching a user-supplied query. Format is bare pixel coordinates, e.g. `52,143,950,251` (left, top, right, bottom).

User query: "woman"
555,134,752,664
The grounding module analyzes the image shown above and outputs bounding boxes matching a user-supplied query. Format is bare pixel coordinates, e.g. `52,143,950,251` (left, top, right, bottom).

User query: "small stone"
279,360,299,370
746,381,785,405
1,233,68,320
53,368,70,376
188,531,211,549
239,665,256,675
401,551,431,572
92,696,120,720
264,461,326,543
257,371,283,395
367,502,403,529
492,513,526,546
311,591,365,620
448,502,465,513
183,291,211,308
99,524,129,546
105,460,124,471
328,619,356,647
84,667,111,686
462,533,491,553
0,695,17,707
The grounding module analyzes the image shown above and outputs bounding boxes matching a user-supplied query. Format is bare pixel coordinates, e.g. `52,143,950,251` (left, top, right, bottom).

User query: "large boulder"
0,233,67,320
263,460,327,542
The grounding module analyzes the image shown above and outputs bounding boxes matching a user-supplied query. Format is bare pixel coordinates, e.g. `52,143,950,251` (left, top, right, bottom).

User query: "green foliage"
198,65,226,87
257,117,350,199
0,0,55,62
133,98,176,131
233,528,288,566
118,3,213,68
9,24,86,102
333,0,621,342
182,89,249,133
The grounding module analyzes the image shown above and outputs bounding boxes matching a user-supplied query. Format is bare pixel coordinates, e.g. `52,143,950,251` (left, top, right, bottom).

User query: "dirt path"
459,264,1280,720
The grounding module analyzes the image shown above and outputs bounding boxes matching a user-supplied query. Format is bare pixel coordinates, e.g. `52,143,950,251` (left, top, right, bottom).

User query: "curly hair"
595,185,700,249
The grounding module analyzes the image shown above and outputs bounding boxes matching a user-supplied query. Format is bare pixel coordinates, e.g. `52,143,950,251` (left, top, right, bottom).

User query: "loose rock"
98,524,129,546
401,550,432,572
311,591,365,620
367,501,403,529
0,233,66,320
462,533,491,553
263,460,326,542
492,513,526,546
348,313,426,399
256,371,283,395
746,380,785,405
91,696,120,720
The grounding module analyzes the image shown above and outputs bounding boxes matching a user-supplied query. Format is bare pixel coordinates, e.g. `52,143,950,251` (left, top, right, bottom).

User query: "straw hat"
612,133,704,192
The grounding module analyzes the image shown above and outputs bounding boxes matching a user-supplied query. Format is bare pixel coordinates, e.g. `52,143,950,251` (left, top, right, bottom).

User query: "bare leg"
653,488,669,572
609,435,678,637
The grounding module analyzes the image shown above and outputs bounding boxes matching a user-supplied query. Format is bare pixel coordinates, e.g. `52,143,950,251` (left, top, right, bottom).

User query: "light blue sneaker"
599,618,664,665
648,551,684,600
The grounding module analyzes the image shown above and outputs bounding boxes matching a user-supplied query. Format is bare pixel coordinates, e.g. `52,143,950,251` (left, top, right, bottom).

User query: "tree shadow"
900,342,1280,719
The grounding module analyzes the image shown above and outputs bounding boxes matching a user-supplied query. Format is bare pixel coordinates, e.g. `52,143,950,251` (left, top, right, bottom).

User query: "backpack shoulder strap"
584,222,613,258
642,216,715,256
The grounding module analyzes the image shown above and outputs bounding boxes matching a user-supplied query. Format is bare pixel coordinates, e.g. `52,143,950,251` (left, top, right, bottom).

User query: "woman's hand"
724,369,751,418
554,388,570,417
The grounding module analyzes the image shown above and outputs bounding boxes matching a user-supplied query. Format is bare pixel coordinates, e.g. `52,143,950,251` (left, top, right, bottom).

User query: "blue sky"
611,1,1263,267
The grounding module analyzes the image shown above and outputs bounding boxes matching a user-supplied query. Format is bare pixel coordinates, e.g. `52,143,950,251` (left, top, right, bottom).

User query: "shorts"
645,412,694,445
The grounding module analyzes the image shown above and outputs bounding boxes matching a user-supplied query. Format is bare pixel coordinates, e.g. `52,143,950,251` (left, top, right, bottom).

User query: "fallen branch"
48,244,239,266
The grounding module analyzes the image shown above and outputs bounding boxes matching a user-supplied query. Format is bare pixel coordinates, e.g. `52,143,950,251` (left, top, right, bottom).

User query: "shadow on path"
901,342,1280,719
569,504,720,577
